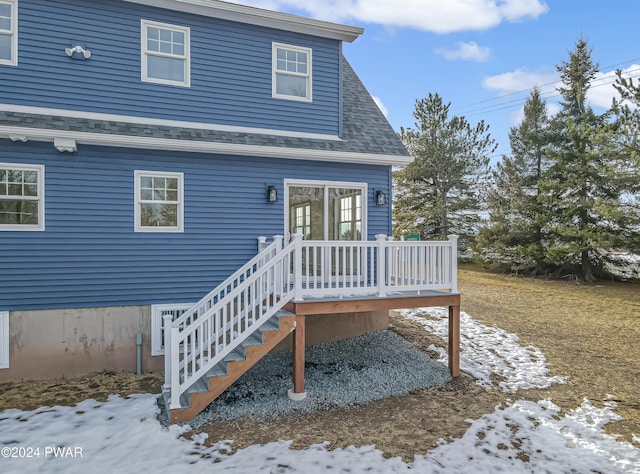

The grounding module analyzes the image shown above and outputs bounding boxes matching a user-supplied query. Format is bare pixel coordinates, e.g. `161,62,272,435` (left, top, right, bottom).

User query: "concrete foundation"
0,305,163,383
0,306,389,382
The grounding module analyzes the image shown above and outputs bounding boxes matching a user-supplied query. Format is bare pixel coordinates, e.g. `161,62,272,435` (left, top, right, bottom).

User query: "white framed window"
0,0,17,66
134,170,184,232
0,163,44,231
0,311,8,369
272,43,312,102
141,20,190,87
151,303,194,356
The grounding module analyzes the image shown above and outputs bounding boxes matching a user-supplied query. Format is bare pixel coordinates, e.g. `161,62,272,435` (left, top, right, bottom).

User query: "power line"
462,70,640,118
454,57,640,116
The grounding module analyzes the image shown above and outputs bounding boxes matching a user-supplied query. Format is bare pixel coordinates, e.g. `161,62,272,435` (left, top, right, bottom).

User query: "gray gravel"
178,330,451,429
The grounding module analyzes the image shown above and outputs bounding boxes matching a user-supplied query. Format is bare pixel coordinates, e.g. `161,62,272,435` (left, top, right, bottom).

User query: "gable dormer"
0,0,363,137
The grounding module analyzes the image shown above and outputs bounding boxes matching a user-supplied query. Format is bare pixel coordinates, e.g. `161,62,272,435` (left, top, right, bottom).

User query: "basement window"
150,303,194,356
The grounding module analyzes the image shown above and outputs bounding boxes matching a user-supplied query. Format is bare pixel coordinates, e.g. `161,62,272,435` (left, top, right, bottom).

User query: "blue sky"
229,0,640,162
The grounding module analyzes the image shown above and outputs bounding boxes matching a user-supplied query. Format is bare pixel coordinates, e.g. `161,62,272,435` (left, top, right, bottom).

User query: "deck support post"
288,314,307,401
448,304,460,377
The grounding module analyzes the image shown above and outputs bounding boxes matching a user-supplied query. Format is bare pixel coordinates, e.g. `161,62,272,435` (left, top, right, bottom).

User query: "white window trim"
272,42,312,102
134,170,184,233
284,179,367,241
151,303,194,356
0,162,44,231
0,311,8,369
0,0,17,67
141,19,190,88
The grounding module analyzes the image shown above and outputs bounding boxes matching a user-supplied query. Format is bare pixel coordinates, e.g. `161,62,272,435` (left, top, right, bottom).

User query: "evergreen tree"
477,88,551,272
393,93,496,247
543,38,639,280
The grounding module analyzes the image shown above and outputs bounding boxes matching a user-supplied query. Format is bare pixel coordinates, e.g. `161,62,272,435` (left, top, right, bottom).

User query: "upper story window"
141,20,190,87
0,163,44,231
272,43,312,102
134,170,184,232
0,0,17,66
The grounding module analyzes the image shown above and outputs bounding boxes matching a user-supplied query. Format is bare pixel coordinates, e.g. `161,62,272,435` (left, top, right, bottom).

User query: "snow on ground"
1,308,638,473
1,394,638,473
400,307,567,392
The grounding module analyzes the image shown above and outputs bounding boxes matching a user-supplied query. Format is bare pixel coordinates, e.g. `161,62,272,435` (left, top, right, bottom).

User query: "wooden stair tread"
168,312,296,423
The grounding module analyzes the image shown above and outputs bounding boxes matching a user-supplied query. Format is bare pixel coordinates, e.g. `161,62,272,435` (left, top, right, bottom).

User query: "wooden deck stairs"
165,310,296,424
163,234,460,423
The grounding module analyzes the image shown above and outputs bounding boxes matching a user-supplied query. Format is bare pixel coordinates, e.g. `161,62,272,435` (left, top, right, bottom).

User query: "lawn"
457,263,640,443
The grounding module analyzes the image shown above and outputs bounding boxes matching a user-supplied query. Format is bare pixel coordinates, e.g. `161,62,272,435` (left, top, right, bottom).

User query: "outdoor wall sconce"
375,190,387,206
65,45,91,59
266,185,278,203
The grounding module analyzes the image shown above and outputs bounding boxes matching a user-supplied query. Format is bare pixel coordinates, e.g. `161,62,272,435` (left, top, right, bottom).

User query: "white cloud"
227,0,549,34
436,41,491,62
587,64,640,109
489,64,640,121
482,67,558,94
372,95,389,118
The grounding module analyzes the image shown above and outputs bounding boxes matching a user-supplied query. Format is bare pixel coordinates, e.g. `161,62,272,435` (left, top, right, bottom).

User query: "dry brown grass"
1,265,638,459
458,264,640,443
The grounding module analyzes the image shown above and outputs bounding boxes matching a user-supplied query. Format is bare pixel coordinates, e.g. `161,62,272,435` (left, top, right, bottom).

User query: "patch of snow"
634,434,640,444
399,307,566,392
1,395,639,473
418,398,640,473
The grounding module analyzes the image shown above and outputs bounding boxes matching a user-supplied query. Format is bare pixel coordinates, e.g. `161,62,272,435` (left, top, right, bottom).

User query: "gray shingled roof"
0,57,408,158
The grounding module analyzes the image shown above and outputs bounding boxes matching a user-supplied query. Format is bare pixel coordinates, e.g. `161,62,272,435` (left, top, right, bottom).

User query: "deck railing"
164,234,458,409
294,234,458,298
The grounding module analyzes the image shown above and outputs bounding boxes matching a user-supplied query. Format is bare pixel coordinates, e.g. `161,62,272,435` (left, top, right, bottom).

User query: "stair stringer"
168,311,296,423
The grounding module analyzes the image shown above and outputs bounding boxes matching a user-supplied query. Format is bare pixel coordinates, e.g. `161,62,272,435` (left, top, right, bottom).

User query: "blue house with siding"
0,0,461,421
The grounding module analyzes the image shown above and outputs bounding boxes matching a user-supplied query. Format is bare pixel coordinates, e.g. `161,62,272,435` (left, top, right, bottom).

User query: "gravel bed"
176,330,450,429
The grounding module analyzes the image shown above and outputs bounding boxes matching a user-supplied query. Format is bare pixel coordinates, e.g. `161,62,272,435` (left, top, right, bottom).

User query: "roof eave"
121,0,364,42
0,126,412,166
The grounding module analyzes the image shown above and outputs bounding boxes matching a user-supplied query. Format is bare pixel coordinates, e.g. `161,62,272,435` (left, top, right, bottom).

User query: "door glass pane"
288,186,324,240
329,188,362,241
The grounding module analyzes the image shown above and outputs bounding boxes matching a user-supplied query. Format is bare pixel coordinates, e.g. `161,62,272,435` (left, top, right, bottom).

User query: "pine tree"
393,93,496,247
478,88,551,272
543,38,639,280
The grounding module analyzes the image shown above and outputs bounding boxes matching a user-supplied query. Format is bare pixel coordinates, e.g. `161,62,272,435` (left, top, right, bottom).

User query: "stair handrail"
170,236,283,330
167,238,295,409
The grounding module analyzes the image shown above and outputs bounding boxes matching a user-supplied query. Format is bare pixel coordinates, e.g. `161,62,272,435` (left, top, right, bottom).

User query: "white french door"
285,180,367,241
285,180,367,282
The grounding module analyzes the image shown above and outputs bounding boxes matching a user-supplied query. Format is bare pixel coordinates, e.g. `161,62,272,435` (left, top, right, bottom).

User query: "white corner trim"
0,103,342,142
0,311,8,369
54,137,77,152
121,0,363,42
0,125,412,166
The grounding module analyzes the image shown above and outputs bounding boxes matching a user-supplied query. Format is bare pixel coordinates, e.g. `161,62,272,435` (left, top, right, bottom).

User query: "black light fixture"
266,185,278,203
375,190,387,206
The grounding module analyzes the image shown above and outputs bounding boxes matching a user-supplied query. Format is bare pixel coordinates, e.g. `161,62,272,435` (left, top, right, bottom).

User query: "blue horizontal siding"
1,0,341,135
0,139,391,311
